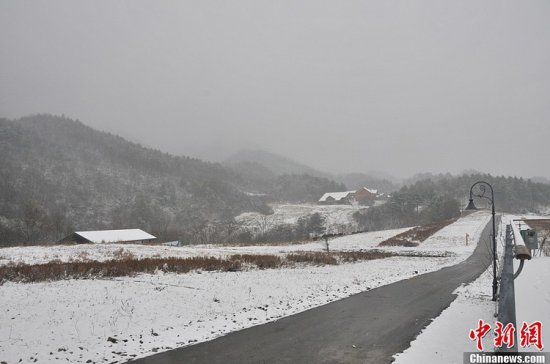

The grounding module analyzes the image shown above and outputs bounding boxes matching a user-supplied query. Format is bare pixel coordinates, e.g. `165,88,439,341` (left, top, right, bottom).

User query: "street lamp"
465,181,498,301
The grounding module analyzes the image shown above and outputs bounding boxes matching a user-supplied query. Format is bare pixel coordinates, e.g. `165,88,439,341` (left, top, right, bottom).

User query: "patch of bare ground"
378,218,458,247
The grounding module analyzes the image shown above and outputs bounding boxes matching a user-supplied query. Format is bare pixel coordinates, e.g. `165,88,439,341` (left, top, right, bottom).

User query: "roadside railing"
496,221,532,353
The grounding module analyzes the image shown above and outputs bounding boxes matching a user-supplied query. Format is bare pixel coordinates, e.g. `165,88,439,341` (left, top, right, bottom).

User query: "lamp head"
515,245,532,261
465,198,477,210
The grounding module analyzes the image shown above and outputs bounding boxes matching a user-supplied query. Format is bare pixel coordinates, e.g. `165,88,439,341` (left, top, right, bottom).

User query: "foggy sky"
1,1,549,179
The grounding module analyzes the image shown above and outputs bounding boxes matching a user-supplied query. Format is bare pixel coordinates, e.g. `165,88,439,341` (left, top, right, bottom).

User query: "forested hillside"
335,172,398,194
2,115,549,247
0,115,353,246
225,149,330,178
0,115,273,245
354,174,550,231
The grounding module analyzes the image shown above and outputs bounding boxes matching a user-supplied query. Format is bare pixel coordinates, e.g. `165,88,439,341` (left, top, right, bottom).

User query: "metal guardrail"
510,219,532,278
496,225,517,352
496,221,532,353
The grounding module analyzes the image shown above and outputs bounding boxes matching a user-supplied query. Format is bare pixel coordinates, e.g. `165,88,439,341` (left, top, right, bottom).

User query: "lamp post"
465,181,498,301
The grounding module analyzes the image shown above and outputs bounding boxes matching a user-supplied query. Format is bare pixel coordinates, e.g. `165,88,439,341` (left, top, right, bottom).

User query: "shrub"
287,252,338,265
231,254,282,269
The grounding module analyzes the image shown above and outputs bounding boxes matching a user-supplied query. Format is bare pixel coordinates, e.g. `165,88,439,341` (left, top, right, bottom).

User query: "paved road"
132,221,492,364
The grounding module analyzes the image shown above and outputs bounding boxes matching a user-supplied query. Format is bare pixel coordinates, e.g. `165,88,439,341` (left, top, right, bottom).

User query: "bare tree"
255,214,275,236
19,201,49,244
323,235,330,252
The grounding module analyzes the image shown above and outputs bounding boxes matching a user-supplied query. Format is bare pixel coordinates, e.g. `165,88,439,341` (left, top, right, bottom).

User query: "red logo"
520,321,543,350
494,321,515,349
469,320,544,351
469,319,492,351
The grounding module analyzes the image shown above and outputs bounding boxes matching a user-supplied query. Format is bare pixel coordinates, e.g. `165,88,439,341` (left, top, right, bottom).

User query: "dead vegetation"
231,254,283,269
378,218,458,247
0,249,444,284
287,252,338,265
0,256,241,283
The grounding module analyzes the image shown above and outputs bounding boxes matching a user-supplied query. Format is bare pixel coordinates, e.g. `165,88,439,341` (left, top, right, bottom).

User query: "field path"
131,219,491,363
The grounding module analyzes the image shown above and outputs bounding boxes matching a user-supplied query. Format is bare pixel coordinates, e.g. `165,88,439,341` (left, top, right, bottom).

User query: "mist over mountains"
1,114,550,247
0,115,347,244
0,115,268,242
224,149,402,193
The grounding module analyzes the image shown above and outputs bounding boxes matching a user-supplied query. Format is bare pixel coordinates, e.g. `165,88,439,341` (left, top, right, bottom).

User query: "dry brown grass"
287,252,338,265
337,250,395,262
379,218,458,247
0,256,242,283
0,248,443,284
230,254,283,269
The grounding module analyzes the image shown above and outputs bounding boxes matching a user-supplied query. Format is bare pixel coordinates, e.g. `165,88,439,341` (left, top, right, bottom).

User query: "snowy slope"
235,203,367,234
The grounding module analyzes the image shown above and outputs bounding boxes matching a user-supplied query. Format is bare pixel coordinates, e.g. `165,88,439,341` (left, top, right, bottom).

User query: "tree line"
353,173,550,231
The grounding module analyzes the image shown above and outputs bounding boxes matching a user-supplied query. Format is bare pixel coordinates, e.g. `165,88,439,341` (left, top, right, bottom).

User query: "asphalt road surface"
132,221,492,364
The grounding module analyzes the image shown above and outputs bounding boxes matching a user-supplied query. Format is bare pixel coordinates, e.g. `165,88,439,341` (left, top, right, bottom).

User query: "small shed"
60,229,156,244
162,240,183,247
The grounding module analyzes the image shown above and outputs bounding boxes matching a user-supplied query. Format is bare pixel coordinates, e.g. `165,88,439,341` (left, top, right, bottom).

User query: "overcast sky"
1,1,549,179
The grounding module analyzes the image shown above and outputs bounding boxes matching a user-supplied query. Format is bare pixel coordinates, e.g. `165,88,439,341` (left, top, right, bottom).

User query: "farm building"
318,191,357,205
318,187,379,205
355,187,378,205
60,229,156,244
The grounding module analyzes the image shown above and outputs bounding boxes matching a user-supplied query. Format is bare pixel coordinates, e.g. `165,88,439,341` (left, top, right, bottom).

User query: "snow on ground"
515,256,550,352
0,212,493,363
394,214,550,363
235,203,367,234
411,212,491,261
0,257,454,363
0,212,490,267
0,243,203,267
0,227,409,266
393,264,497,364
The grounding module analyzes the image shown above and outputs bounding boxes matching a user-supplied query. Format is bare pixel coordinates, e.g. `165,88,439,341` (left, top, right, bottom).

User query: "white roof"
75,229,156,244
319,191,356,202
361,187,378,195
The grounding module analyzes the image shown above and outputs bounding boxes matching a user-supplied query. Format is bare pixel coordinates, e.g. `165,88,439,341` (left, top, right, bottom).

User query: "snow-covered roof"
74,229,156,244
359,187,378,195
319,191,356,202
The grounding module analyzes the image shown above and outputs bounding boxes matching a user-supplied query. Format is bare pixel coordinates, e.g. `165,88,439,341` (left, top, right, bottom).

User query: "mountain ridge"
0,114,272,244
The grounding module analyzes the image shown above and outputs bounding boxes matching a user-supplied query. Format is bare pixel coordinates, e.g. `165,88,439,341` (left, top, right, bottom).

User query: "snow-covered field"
235,203,367,234
0,227,410,267
409,213,491,260
0,212,490,267
394,214,550,364
0,212,491,363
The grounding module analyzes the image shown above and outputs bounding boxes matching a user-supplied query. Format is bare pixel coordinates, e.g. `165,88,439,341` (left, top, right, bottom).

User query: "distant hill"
335,173,399,193
530,176,550,185
0,115,271,245
225,149,330,178
353,173,550,231
223,149,348,202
